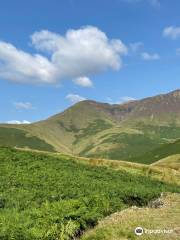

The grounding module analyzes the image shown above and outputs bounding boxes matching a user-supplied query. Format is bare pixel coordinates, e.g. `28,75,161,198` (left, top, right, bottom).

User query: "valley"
1,1,180,239
0,90,180,164
0,90,180,239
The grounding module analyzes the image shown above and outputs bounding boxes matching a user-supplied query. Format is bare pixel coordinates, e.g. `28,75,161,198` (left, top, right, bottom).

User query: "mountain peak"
169,89,180,98
0,89,180,161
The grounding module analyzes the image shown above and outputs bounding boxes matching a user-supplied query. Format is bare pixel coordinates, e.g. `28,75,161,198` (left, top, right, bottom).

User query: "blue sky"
0,0,180,123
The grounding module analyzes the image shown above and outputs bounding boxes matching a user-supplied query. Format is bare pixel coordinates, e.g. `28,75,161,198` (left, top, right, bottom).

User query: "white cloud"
129,42,144,53
6,120,31,124
31,27,128,80
13,102,34,110
0,26,128,85
163,26,180,40
106,96,136,104
0,42,57,84
106,97,113,103
73,76,93,87
120,96,136,103
66,94,86,104
141,52,160,60
176,48,180,56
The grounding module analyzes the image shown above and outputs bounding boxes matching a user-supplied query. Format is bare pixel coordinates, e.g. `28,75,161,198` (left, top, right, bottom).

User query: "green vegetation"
131,139,180,164
0,147,179,239
0,127,55,152
86,132,160,161
135,123,180,140
58,121,80,133
74,119,113,144
152,154,180,170
1,122,180,165
82,193,180,240
83,125,180,164
0,90,180,164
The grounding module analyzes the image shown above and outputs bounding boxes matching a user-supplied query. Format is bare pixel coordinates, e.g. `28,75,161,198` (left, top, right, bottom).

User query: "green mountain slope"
131,139,180,164
0,147,179,239
0,127,55,151
152,154,180,170
0,89,180,163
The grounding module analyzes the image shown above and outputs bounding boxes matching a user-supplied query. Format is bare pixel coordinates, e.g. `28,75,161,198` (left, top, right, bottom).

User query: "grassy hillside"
0,127,55,152
80,125,180,163
0,90,180,163
152,154,180,170
131,139,180,164
2,121,180,164
27,90,180,162
14,147,180,185
0,147,179,240
82,193,180,240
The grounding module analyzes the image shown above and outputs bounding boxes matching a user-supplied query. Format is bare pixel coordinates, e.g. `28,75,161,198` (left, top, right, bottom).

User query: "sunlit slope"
130,139,180,164
81,193,180,240
0,126,54,151
1,147,179,239
15,147,180,185
81,126,180,163
151,154,180,170
0,90,180,163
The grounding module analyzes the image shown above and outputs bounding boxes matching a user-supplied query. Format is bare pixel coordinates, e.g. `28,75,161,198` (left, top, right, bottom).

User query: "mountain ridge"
0,89,180,163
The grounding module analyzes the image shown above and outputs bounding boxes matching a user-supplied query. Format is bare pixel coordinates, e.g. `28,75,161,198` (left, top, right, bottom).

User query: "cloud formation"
73,76,93,87
163,26,180,40
0,42,56,84
6,120,31,124
65,94,86,104
120,96,136,103
107,96,136,104
141,52,160,60
13,102,34,110
0,26,127,85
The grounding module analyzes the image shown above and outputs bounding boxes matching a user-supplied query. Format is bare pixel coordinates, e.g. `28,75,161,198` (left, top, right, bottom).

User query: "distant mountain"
1,89,180,163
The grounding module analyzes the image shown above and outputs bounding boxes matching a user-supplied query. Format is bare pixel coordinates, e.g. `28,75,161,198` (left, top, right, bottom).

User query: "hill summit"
0,89,180,163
